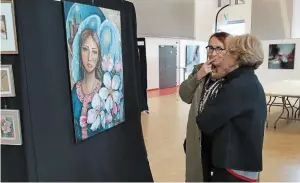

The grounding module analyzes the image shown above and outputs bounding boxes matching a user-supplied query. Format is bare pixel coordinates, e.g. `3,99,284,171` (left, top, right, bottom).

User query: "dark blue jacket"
196,66,267,171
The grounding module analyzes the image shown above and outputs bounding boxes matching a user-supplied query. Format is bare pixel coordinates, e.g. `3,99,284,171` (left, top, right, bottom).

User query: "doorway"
159,45,177,89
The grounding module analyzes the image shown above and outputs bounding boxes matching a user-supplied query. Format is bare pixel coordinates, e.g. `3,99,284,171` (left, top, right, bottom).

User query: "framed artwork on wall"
186,45,200,73
1,0,18,54
235,0,245,5
63,1,125,143
1,109,22,145
268,43,296,70
1,65,15,97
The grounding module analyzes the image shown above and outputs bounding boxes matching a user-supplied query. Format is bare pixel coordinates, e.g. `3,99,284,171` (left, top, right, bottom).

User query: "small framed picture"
1,0,18,54
268,43,296,70
1,65,15,97
1,109,22,145
235,0,245,5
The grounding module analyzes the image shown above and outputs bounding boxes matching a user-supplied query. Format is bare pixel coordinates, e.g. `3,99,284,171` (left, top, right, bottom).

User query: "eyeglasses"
205,45,225,53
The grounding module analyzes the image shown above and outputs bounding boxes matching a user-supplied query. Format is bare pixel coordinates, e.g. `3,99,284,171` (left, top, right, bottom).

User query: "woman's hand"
196,60,212,80
210,53,225,67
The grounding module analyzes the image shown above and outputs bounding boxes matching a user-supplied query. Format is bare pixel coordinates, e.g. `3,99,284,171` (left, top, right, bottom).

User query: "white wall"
129,0,195,38
251,0,293,40
145,37,208,89
145,37,180,90
145,38,300,90
194,0,252,38
291,0,300,38
255,38,300,88
194,0,217,41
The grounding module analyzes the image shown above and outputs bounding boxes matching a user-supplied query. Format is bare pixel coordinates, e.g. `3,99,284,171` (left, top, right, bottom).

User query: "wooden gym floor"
141,87,300,182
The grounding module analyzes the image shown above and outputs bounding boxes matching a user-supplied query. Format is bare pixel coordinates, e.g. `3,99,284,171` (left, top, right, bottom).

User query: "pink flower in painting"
105,113,113,123
112,103,118,115
1,119,12,134
102,55,114,72
79,116,87,127
115,60,122,72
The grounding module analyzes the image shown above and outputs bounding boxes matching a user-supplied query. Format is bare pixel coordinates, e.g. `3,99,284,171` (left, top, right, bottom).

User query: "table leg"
293,98,299,119
268,96,277,112
297,101,300,119
265,96,272,128
274,96,290,129
286,97,293,122
266,96,272,106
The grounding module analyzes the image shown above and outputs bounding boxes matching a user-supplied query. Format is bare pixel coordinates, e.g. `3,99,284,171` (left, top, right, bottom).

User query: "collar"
224,66,254,81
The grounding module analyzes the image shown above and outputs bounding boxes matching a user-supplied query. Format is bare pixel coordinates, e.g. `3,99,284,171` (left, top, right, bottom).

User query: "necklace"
82,79,97,95
198,77,223,114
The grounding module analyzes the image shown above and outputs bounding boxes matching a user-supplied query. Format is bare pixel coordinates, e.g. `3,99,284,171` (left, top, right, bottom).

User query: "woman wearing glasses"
179,32,230,182
196,34,266,182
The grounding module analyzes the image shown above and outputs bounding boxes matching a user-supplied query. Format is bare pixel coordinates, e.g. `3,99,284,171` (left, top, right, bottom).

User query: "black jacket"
196,66,267,172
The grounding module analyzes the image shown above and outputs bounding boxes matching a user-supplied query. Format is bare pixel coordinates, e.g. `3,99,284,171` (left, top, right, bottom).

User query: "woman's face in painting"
81,35,99,73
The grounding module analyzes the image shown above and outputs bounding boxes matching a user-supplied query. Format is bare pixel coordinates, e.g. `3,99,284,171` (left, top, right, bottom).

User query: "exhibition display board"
1,0,153,181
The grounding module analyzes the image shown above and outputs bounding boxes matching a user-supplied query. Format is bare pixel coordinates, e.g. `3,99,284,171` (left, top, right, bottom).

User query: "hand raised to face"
196,60,213,80
209,52,226,67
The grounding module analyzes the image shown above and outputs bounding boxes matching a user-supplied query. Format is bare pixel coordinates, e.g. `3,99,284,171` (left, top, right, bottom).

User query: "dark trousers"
201,133,213,182
211,168,248,182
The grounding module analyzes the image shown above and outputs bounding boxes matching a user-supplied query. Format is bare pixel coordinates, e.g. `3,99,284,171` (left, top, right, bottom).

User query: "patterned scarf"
198,76,224,114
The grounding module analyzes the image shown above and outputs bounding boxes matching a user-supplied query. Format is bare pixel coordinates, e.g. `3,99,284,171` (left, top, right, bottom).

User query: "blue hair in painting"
64,2,106,44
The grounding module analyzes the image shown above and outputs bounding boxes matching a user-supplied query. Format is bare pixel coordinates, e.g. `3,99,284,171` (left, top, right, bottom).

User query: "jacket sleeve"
179,64,204,104
196,83,250,134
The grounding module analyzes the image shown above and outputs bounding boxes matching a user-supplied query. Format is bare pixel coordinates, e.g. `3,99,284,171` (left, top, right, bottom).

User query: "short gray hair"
226,34,264,69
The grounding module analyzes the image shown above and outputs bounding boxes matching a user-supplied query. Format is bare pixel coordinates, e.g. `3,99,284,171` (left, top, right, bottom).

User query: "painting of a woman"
64,2,125,143
72,28,103,141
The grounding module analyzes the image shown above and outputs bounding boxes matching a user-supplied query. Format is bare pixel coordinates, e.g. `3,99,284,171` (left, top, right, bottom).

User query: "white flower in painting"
114,60,122,72
87,94,106,131
101,55,114,72
99,72,122,118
